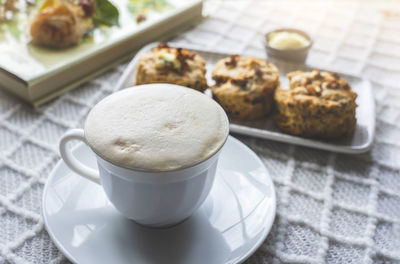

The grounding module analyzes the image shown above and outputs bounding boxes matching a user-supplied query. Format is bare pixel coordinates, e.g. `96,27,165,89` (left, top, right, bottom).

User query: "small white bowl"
264,28,312,63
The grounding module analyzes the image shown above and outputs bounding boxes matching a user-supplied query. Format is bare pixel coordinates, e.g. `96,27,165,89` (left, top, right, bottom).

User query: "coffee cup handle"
59,129,101,185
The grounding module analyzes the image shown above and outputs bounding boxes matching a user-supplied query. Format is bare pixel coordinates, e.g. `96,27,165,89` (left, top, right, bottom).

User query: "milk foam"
85,84,229,170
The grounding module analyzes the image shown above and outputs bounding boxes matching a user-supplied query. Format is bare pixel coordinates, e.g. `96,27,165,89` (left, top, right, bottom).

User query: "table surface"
0,1,400,263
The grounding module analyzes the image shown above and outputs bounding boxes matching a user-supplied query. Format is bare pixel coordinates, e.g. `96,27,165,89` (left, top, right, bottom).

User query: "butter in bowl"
264,28,312,63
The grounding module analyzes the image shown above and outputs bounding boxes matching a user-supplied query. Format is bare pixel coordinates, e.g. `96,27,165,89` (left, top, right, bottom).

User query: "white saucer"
42,136,276,264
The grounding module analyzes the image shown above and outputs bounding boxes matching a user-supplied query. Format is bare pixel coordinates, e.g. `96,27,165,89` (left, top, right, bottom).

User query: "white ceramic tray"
116,42,375,154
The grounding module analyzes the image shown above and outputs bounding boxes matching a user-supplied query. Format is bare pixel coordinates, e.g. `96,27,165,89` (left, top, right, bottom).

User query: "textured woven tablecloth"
0,1,400,263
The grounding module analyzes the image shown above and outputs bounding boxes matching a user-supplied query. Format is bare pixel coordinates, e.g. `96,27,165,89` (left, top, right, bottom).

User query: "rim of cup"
84,84,230,173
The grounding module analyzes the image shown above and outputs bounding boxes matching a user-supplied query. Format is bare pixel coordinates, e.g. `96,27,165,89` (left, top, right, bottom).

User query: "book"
0,0,203,106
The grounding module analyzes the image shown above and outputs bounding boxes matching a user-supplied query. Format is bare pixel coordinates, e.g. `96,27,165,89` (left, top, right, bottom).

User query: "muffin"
135,43,208,91
211,55,280,120
274,69,357,138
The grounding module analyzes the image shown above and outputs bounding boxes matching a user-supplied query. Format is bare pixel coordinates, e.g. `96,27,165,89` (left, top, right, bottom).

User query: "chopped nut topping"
154,44,196,75
158,43,170,49
255,67,263,79
231,78,248,89
249,60,260,67
301,78,312,85
326,81,339,89
311,69,322,80
288,69,352,97
247,60,264,79
306,84,322,96
225,55,239,67
155,51,181,71
331,72,340,79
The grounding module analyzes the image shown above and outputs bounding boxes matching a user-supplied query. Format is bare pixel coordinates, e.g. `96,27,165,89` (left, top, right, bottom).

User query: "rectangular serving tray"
116,42,375,154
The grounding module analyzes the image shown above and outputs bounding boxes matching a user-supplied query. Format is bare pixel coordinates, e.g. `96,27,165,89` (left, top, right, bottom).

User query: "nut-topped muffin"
274,69,357,138
135,43,208,91
211,55,280,120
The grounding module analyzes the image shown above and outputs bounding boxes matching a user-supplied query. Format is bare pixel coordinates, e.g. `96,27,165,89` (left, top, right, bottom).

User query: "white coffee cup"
59,85,229,227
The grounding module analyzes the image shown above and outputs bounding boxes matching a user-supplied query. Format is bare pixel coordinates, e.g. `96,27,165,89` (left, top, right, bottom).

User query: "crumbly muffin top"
212,55,280,91
149,43,200,75
212,78,275,98
287,69,357,104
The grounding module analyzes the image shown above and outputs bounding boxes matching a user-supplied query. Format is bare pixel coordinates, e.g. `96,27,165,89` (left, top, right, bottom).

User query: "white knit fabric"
0,1,399,263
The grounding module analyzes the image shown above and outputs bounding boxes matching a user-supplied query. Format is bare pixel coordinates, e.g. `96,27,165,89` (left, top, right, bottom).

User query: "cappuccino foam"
85,84,229,170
